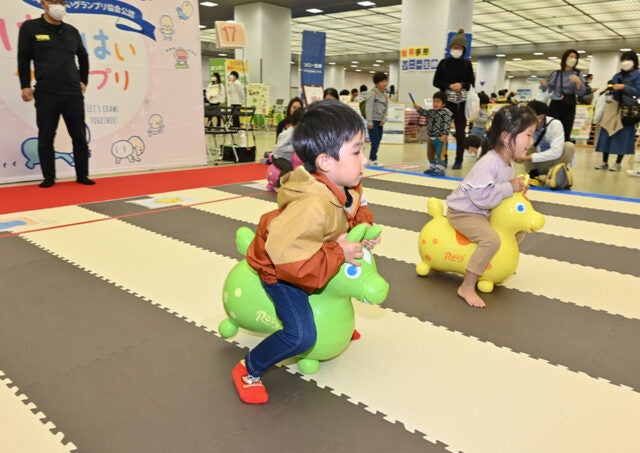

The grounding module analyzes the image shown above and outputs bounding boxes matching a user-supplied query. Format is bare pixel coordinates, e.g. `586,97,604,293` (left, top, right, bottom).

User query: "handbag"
619,94,640,126
559,70,577,106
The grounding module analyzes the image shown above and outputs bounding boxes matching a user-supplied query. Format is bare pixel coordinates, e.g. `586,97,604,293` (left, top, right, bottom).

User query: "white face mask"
621,60,634,71
47,3,67,21
566,57,577,67
450,49,463,59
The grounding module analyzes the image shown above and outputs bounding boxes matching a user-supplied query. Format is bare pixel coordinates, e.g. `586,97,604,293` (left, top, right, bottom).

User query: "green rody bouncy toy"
219,223,389,374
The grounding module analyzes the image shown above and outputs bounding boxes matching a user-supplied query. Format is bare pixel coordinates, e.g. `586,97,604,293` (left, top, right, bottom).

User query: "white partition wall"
0,1,206,184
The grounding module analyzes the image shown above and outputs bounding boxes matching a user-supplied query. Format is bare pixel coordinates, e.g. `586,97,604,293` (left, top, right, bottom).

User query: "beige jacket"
246,166,374,293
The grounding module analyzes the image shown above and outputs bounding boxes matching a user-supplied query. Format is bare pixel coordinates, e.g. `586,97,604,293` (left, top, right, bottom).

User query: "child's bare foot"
457,286,486,308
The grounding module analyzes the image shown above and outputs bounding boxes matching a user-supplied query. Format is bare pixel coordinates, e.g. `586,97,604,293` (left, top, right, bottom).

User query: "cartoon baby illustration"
147,114,165,136
159,15,175,41
111,136,146,164
174,47,189,69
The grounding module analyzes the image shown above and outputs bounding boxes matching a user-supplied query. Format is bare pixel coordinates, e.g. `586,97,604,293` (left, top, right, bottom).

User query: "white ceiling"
199,0,640,77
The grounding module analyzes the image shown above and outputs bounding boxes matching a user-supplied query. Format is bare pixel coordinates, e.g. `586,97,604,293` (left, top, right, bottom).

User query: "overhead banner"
0,0,205,184
300,30,325,87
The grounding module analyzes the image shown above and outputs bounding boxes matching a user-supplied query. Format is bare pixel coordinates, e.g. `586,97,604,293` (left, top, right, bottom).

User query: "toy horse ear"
235,227,255,255
363,225,382,240
346,223,368,242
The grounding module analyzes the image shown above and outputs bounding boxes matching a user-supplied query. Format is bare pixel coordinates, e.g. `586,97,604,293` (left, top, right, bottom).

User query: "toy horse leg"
297,357,320,374
218,318,239,338
416,261,431,276
477,280,495,293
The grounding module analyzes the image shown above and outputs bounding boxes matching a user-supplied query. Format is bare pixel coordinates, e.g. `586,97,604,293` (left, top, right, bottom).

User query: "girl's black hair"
211,72,221,84
481,104,538,157
293,100,365,173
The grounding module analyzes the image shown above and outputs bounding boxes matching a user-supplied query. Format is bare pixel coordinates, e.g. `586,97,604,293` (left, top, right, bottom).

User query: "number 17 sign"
215,21,248,48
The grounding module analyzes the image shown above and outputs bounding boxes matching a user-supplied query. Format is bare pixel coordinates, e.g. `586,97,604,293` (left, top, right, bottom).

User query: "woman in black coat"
433,28,475,170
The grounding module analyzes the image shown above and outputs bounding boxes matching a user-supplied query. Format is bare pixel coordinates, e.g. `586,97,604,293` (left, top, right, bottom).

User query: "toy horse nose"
530,213,545,232
359,275,389,305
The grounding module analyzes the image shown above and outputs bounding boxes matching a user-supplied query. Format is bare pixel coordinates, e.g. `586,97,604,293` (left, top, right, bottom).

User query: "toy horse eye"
516,202,526,213
345,264,362,279
362,248,372,264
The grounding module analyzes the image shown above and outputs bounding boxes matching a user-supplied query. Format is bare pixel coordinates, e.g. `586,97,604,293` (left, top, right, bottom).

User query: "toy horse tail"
427,197,444,218
235,227,256,256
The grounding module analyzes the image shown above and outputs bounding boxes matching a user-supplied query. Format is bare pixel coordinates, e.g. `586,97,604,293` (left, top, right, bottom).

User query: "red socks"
351,329,361,340
232,361,269,404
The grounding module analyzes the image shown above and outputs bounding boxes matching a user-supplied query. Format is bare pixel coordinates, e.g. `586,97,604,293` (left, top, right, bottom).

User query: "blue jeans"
245,281,317,377
430,137,445,161
368,120,384,161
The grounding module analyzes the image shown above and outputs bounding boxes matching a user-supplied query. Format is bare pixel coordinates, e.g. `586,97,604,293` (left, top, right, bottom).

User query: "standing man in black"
18,0,94,188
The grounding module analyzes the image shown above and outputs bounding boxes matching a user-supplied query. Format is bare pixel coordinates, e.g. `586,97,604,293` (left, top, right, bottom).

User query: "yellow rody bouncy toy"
416,180,545,293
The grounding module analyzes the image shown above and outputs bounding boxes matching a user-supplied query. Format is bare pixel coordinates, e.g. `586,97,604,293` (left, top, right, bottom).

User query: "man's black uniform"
18,15,90,183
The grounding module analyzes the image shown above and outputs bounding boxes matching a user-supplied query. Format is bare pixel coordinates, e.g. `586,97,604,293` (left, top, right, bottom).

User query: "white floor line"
0,371,76,453
0,206,108,234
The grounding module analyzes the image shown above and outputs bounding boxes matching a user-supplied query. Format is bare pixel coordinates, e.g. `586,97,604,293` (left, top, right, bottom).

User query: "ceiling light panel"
492,0,566,10
359,14,399,25
475,12,524,24
592,11,640,22
579,1,639,15
496,20,533,30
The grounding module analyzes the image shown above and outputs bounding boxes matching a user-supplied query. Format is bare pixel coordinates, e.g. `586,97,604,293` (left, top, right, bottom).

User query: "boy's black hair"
478,92,490,105
433,90,447,104
484,104,538,156
373,71,388,84
229,70,239,78
360,84,368,92
293,100,365,173
527,100,548,116
339,89,350,96
351,88,358,95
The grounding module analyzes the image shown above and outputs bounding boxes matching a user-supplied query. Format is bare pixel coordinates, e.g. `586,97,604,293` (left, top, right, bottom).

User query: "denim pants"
368,120,384,161
430,137,445,161
245,281,317,377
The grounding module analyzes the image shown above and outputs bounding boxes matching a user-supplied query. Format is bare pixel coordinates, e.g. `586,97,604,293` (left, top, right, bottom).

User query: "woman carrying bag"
594,51,640,171
539,49,587,141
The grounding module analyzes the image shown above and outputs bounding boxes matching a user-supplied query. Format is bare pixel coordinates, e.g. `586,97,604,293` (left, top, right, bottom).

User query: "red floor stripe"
0,163,267,214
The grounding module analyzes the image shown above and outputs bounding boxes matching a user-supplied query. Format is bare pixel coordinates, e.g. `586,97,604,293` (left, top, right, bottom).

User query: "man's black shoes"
76,177,96,185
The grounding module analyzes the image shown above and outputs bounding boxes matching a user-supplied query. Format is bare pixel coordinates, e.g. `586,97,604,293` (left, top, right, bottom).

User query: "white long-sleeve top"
206,82,226,104
227,79,245,105
531,116,565,164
